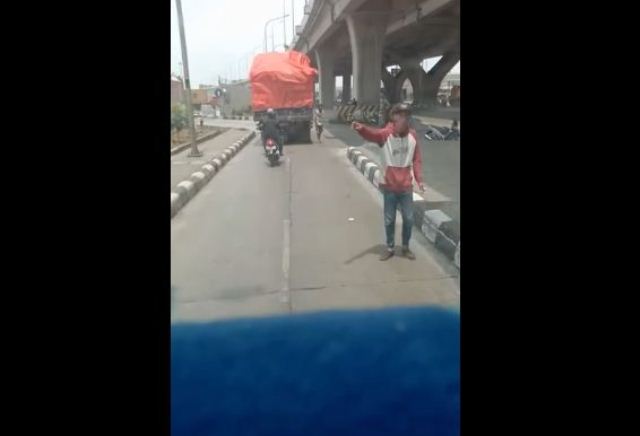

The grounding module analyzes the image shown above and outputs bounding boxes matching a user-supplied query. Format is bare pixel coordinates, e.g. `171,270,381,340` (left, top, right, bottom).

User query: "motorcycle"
350,108,379,126
264,137,280,166
258,120,282,166
424,124,460,141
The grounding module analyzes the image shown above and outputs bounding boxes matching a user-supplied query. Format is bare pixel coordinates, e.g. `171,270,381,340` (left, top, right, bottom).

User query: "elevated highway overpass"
292,0,460,108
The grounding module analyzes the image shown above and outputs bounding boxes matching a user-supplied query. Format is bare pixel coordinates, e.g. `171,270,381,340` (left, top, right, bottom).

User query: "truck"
249,51,318,143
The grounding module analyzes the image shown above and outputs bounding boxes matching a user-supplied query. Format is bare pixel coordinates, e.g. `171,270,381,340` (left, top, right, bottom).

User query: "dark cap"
390,103,412,116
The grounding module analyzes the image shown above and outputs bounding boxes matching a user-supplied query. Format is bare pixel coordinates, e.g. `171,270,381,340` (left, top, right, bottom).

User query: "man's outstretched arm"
351,122,390,147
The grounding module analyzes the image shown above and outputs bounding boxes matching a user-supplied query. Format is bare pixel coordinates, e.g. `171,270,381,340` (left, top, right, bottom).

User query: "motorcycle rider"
260,108,283,156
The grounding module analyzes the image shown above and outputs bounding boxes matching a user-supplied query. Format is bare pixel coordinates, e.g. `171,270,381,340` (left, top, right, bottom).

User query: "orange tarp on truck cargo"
249,51,317,112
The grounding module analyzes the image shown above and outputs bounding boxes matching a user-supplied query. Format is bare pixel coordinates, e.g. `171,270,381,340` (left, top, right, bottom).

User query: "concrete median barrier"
201,164,216,181
211,158,223,170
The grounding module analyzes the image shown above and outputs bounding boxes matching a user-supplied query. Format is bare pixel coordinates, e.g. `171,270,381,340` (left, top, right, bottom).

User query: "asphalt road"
171,129,459,323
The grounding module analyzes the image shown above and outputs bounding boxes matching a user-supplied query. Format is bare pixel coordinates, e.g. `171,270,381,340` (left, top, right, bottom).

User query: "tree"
171,104,188,141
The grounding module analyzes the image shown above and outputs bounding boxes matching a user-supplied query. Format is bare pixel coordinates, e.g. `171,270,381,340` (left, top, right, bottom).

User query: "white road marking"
281,157,292,307
281,219,290,305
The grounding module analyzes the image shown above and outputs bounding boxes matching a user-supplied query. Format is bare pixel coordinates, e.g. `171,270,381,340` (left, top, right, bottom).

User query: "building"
219,80,252,117
172,76,220,111
190,89,209,106
171,74,184,107
198,85,218,102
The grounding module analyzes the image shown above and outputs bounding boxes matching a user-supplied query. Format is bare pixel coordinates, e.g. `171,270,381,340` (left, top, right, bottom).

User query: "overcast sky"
171,0,459,86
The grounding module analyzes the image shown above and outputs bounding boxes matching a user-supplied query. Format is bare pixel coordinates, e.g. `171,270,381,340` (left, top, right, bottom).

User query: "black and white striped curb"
171,131,256,218
346,146,460,269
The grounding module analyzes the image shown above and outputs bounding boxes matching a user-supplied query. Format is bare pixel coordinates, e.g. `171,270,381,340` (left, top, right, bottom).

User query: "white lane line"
281,219,291,305
281,156,292,308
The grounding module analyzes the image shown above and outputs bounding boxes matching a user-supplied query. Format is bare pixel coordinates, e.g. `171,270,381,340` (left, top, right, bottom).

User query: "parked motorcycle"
350,108,379,126
424,124,460,141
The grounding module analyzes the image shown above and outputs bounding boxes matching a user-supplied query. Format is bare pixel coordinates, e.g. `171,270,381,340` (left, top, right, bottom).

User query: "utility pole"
264,14,289,52
292,0,295,45
175,0,201,157
283,0,286,50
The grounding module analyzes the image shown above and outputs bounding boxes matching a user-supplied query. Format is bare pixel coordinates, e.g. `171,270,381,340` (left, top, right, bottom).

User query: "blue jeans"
383,189,413,249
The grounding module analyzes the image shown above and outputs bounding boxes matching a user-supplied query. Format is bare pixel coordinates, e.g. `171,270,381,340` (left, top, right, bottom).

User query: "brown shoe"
380,248,394,261
402,246,416,260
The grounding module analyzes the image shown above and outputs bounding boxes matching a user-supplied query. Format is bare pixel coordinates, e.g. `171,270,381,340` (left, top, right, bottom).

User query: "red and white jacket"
356,123,423,193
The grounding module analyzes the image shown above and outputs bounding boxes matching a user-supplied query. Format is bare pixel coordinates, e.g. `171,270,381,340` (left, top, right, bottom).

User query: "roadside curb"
171,131,256,218
170,129,223,156
346,146,460,269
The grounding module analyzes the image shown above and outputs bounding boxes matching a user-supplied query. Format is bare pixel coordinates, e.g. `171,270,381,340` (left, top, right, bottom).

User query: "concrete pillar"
419,52,460,105
397,59,424,104
314,46,336,108
390,53,459,106
342,73,351,102
346,0,390,105
391,69,410,104
381,68,397,103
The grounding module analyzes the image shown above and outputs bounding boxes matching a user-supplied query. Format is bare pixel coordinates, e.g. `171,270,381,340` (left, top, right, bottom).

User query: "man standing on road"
352,103,425,261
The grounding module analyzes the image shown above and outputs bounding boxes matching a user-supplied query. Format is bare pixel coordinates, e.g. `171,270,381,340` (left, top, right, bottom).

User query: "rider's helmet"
266,108,276,119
